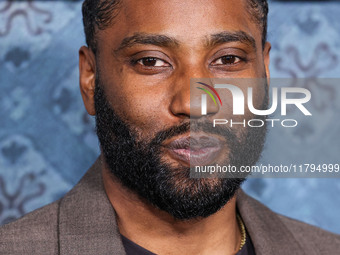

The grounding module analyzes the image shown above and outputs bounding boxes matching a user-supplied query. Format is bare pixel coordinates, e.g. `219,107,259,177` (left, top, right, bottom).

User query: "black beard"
94,77,268,220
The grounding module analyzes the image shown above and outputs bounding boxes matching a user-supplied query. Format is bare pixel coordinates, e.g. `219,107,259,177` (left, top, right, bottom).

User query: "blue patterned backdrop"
0,0,339,234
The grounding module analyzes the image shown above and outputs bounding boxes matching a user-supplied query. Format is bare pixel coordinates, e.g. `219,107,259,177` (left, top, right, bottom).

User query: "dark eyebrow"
207,31,257,51
114,33,180,54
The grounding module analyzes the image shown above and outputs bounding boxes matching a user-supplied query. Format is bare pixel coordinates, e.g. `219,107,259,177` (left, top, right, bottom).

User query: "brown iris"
220,55,237,65
141,57,157,66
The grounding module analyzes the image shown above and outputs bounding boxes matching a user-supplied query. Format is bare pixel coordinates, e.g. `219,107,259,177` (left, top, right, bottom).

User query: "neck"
102,159,241,255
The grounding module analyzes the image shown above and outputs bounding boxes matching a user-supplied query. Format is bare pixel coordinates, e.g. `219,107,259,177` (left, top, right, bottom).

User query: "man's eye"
137,57,170,67
211,55,242,65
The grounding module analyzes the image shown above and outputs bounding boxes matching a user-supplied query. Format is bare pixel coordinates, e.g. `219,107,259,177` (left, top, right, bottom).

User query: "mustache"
150,120,238,147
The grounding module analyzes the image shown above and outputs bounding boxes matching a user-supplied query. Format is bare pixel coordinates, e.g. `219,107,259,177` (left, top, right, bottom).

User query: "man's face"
81,0,270,219
95,0,269,139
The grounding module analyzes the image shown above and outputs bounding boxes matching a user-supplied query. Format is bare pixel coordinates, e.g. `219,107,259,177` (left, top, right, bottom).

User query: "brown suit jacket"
1,158,339,255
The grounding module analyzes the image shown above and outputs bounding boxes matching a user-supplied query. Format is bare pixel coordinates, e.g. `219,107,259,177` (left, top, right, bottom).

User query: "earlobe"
263,42,271,86
79,46,96,116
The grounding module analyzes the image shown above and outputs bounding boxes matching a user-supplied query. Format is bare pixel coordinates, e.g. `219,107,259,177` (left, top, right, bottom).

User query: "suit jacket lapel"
58,158,126,255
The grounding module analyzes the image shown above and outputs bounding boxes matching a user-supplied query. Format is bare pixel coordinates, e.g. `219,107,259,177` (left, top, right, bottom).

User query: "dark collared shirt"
121,232,255,255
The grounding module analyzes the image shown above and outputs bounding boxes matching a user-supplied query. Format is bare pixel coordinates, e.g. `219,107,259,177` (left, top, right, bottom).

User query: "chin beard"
94,77,267,220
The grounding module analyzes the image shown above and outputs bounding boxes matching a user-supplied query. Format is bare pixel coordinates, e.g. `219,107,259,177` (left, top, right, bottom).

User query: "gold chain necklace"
236,214,246,251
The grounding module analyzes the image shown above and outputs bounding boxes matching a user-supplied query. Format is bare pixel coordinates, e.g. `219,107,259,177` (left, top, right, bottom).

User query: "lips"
164,135,224,166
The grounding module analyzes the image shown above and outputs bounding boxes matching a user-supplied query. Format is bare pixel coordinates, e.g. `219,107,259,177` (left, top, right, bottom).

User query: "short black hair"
246,0,269,48
82,0,122,54
82,0,268,53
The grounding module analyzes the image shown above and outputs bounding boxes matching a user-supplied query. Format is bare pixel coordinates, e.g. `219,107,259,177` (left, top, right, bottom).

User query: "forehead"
98,0,260,49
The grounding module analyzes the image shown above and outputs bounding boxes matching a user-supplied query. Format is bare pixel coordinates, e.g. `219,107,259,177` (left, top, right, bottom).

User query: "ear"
263,42,271,86
79,46,96,116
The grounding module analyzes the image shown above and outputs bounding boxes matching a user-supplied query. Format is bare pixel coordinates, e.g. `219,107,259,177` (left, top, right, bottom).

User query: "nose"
169,67,219,119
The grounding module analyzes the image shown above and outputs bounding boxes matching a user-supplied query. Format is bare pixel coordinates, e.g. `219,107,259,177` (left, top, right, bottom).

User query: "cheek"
98,57,173,138
107,85,169,136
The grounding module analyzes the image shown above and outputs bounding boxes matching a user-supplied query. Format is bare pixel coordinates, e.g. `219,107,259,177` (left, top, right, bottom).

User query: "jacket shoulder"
237,189,340,254
0,200,60,255
278,214,340,253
